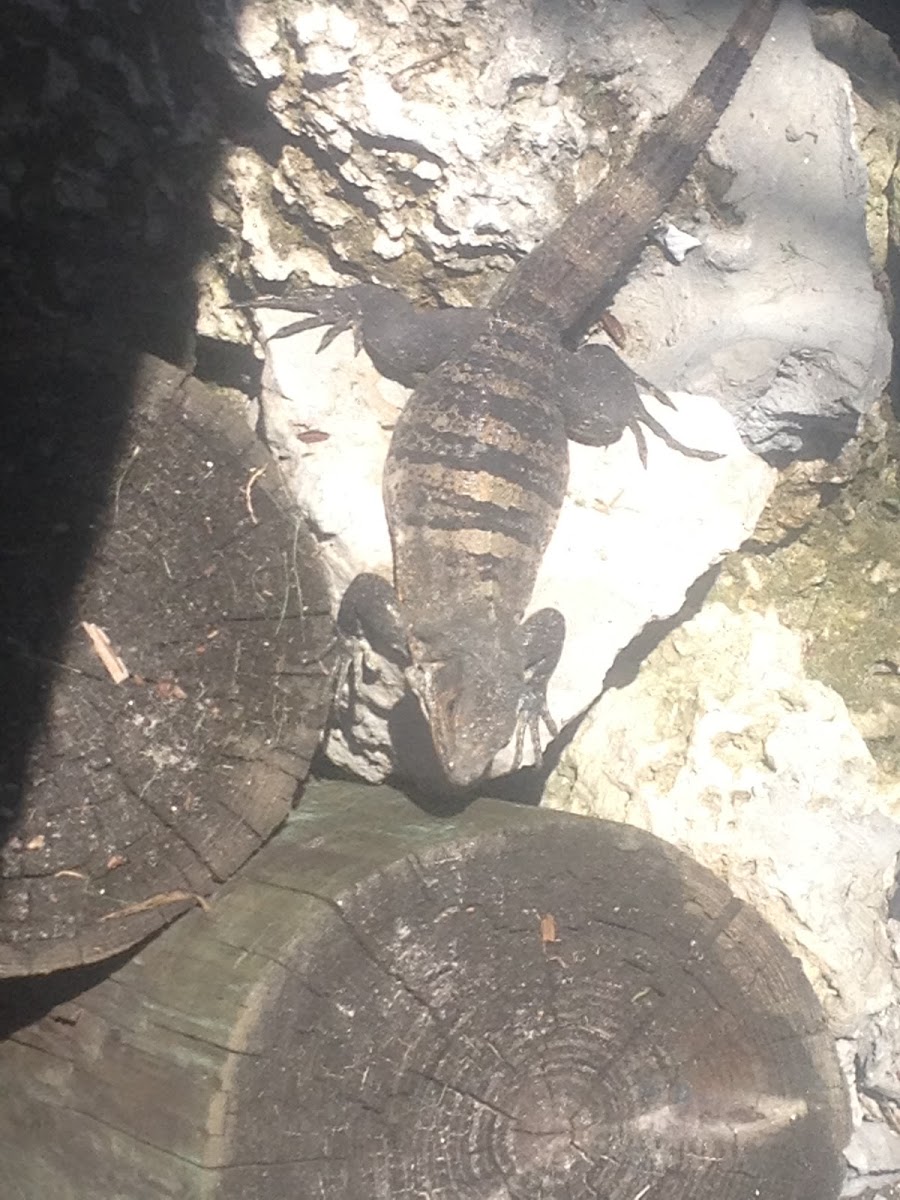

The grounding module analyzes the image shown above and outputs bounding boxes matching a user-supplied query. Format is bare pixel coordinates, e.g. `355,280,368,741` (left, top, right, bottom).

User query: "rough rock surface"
809,6,900,279
712,404,900,780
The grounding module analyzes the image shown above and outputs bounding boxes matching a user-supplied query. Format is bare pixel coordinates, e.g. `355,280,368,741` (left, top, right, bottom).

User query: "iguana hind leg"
332,571,409,723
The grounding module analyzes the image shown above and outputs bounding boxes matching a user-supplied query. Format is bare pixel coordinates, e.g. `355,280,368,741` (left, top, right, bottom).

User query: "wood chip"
81,621,129,683
599,309,627,348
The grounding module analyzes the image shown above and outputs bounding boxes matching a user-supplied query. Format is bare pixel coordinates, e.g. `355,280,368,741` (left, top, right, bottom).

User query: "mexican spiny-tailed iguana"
245,0,780,788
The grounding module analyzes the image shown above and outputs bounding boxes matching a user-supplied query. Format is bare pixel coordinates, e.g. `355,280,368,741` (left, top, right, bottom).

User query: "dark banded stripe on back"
390,432,564,508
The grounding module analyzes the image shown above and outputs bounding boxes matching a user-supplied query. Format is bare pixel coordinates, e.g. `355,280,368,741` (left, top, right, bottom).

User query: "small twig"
276,520,305,636
113,445,141,519
244,465,266,525
99,889,210,922
391,48,451,86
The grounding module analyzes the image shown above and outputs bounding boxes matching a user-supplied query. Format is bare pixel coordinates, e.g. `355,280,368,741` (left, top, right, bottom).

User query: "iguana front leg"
240,284,716,463
337,571,407,667
236,283,488,384
338,575,564,788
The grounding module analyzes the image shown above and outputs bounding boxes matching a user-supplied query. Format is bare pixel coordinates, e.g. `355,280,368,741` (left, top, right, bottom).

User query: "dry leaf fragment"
106,853,127,871
540,913,559,946
81,622,129,684
291,422,330,444
99,889,210,922
154,678,187,701
600,310,627,348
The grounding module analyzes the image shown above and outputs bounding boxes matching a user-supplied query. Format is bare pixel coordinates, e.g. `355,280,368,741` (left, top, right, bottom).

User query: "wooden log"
0,781,850,1198
0,349,334,976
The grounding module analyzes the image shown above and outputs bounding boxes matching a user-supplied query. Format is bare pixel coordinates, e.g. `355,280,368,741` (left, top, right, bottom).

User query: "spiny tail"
492,0,780,332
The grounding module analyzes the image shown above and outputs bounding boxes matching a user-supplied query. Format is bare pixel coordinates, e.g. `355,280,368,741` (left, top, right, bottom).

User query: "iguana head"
406,647,520,790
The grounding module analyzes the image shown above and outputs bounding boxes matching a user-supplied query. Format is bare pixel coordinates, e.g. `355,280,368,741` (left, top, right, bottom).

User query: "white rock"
859,1006,900,1106
372,230,405,260
544,602,900,1031
653,221,703,263
235,4,283,81
294,6,358,77
844,1120,900,1195
623,3,890,459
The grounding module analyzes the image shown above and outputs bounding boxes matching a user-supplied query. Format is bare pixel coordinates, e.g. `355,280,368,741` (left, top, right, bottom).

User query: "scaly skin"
245,0,781,789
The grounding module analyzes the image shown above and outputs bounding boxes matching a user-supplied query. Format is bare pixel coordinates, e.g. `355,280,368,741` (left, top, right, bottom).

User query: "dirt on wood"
0,343,335,976
0,783,852,1199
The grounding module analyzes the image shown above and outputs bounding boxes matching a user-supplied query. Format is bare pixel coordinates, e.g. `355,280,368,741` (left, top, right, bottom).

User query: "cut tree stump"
0,349,335,976
0,781,850,1199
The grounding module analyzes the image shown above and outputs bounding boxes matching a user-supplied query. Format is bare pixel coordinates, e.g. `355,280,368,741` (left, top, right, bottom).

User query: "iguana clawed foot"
627,392,723,466
233,283,385,353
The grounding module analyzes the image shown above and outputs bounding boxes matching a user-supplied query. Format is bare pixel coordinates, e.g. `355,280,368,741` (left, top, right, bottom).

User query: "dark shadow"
0,2,257,851
602,565,722,694
0,944,142,1041
810,0,900,55
808,0,900,422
